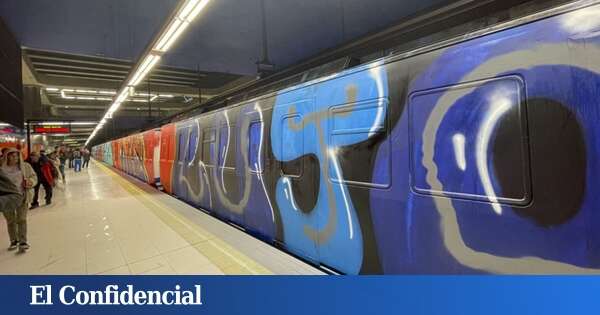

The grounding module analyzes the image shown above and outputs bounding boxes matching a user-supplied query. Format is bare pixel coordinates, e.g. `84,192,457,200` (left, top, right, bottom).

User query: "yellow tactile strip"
94,161,273,275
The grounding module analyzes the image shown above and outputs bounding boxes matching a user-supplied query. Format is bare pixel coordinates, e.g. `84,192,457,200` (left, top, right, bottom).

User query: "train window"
177,133,186,162
408,76,530,205
248,121,264,173
281,115,303,177
328,100,391,188
186,129,198,163
218,124,237,169
201,128,215,165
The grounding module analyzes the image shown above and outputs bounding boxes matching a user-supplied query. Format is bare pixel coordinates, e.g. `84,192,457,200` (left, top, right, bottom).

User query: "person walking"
82,148,91,169
0,171,22,218
58,149,67,183
47,152,61,185
0,148,37,251
28,151,54,209
73,149,82,172
67,148,73,169
0,149,23,214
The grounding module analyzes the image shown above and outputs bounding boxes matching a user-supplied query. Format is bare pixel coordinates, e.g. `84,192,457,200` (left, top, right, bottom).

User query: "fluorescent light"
97,97,113,101
187,0,210,21
154,0,210,52
132,99,148,103
162,20,190,51
34,121,96,126
138,54,156,72
143,56,161,74
76,96,96,100
131,55,160,86
61,90,75,99
85,0,212,146
39,122,60,125
128,55,160,86
115,90,129,104
38,122,64,125
130,55,154,84
179,0,200,20
62,89,74,92
136,93,157,97
75,89,97,94
46,87,59,92
70,122,98,126
107,103,119,114
155,19,183,52
99,91,117,95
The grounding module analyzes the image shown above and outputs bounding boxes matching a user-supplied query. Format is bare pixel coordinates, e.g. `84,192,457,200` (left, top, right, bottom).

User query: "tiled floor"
0,161,324,275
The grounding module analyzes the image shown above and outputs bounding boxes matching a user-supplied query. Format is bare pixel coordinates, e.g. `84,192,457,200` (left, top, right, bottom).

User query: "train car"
91,142,113,166
95,129,161,186
94,1,600,274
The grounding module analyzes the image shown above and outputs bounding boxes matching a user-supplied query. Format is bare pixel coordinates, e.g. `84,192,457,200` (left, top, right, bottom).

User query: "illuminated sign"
0,127,16,134
32,125,71,134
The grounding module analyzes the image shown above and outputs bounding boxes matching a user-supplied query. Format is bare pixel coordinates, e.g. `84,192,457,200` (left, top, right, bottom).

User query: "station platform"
0,161,324,275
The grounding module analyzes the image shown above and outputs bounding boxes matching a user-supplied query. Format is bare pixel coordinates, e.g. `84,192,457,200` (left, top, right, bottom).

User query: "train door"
152,130,161,187
142,130,159,185
174,125,190,202
241,105,276,241
122,138,130,174
127,137,134,176
183,124,200,205
215,111,242,224
134,135,147,182
199,118,216,212
112,140,123,170
273,98,320,262
160,124,176,193
320,97,392,274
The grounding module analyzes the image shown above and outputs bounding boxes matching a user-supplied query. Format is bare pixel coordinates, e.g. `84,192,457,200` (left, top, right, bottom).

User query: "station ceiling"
0,0,451,76
1,0,470,147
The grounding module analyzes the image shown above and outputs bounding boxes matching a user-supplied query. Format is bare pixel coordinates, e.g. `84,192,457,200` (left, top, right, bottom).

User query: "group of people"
0,145,91,253
63,147,91,172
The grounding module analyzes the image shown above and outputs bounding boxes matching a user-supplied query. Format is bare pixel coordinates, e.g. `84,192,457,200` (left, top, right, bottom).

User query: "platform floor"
0,161,324,275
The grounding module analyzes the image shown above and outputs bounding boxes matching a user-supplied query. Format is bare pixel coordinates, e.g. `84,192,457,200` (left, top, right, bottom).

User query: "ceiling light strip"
86,0,212,146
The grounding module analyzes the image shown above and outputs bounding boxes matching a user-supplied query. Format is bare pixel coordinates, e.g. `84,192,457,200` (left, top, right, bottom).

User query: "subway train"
94,1,600,274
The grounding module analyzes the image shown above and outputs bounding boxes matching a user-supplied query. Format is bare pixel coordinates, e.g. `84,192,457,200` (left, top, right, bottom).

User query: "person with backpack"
28,151,54,208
